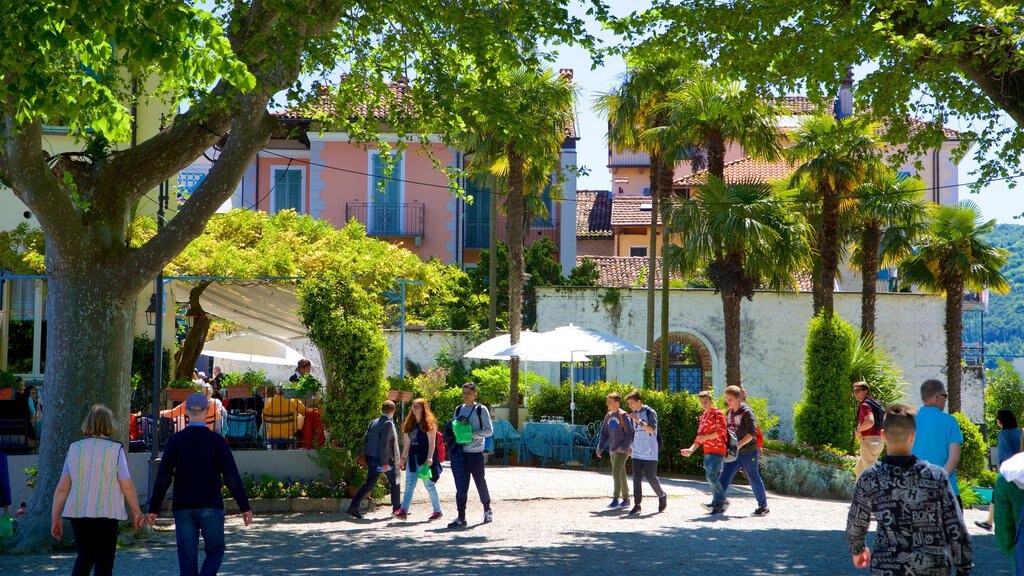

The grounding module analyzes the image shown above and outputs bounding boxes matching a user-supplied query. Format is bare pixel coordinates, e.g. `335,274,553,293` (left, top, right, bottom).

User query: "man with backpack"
624,390,667,515
853,382,886,479
346,401,401,519
596,391,635,509
447,382,494,529
719,385,769,517
681,391,731,515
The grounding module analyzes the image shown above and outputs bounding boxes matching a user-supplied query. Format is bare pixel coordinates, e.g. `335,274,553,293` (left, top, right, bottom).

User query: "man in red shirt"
681,391,729,514
853,381,885,478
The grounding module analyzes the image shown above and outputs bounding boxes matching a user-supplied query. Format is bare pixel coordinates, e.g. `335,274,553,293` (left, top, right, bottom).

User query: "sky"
549,2,1024,224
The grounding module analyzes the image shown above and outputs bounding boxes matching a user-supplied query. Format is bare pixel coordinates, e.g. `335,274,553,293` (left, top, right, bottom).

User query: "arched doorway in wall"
652,333,713,394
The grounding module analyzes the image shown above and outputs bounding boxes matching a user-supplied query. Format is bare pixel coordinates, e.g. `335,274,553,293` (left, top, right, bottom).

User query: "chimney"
559,68,574,80
834,67,854,119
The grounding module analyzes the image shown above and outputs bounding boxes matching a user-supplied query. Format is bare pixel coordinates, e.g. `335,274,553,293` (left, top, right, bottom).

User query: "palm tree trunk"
658,159,674,390
488,176,498,339
944,280,965,413
721,288,743,388
707,132,726,180
646,157,661,384
819,185,840,317
506,152,526,428
859,225,882,340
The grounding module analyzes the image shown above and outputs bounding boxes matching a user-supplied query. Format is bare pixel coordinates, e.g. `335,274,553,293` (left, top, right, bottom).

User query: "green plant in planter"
240,368,269,391
219,372,241,387
284,374,321,397
166,378,199,391
0,370,18,389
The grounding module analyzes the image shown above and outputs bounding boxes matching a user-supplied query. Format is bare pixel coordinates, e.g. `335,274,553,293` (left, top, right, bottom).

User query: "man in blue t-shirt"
911,379,964,506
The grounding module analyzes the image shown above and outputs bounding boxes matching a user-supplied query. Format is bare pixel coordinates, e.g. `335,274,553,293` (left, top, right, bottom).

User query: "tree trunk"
12,275,138,551
488,176,498,339
658,159,674,390
506,152,526,428
819,185,840,318
721,289,743,388
645,157,660,384
945,280,964,413
173,281,213,379
707,131,726,180
859,225,882,340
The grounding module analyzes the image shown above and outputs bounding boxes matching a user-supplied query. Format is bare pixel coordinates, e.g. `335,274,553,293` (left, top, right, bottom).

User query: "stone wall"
534,286,949,437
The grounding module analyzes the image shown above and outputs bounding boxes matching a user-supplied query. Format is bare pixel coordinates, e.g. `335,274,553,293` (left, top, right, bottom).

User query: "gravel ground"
0,466,1009,575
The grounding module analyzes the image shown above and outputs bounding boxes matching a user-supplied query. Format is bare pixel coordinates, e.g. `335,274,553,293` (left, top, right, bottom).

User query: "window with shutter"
370,153,402,235
272,168,303,213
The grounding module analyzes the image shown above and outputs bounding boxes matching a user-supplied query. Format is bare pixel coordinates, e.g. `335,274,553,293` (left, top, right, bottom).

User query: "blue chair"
263,412,297,450
225,412,258,449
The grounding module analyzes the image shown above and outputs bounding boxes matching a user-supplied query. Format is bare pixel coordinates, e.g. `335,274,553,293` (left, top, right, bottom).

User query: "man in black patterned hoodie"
846,405,972,576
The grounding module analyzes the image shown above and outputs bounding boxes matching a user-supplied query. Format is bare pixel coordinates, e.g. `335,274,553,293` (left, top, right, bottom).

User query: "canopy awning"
171,281,306,342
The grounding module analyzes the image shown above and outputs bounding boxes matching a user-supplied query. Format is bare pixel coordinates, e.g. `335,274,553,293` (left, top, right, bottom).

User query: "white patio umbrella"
201,333,305,366
518,324,648,423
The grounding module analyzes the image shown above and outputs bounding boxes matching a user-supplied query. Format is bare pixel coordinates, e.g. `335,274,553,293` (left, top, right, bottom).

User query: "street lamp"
145,294,157,326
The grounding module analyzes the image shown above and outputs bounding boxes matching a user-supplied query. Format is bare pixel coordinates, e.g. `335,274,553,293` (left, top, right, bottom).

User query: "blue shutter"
274,169,302,213
464,179,490,248
371,154,402,234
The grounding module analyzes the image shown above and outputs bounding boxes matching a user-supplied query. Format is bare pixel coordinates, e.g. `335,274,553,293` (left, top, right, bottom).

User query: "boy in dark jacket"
596,392,634,508
846,405,972,576
347,401,400,518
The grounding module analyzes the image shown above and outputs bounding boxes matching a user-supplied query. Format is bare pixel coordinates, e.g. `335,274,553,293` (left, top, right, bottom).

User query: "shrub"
794,313,857,449
762,439,857,472
848,335,907,406
429,387,465,423
976,468,998,489
958,481,983,509
985,360,1024,446
529,381,710,475
760,454,855,500
412,366,449,401
470,364,547,406
953,412,987,483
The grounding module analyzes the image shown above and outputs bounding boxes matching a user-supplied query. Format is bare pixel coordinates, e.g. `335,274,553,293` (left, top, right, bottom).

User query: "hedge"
795,313,857,449
528,382,778,476
953,412,987,483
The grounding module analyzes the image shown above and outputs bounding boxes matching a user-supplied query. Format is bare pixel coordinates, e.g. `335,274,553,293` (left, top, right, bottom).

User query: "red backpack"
434,430,446,463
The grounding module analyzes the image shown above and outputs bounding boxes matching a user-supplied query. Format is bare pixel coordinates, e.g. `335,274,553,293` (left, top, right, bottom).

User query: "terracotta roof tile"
675,156,796,187
577,256,669,287
611,195,660,227
776,96,827,115
576,190,613,238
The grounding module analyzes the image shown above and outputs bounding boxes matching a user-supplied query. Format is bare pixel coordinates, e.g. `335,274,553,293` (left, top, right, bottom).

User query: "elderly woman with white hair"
161,383,227,433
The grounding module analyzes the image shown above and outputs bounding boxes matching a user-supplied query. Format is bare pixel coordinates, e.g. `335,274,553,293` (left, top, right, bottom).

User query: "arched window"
652,333,712,394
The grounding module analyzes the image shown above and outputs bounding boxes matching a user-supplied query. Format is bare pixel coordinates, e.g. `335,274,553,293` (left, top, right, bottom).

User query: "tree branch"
124,104,278,287
1,115,84,250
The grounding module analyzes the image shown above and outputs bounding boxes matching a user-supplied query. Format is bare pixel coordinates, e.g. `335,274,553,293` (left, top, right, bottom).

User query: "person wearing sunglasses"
911,379,965,508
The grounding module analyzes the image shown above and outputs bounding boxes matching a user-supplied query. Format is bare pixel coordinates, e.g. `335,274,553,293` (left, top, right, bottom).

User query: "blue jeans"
173,508,226,576
719,450,768,508
450,448,490,519
401,456,441,513
703,453,726,508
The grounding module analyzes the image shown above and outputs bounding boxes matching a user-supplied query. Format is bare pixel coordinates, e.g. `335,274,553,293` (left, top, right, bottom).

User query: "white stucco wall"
535,287,948,437
383,330,476,378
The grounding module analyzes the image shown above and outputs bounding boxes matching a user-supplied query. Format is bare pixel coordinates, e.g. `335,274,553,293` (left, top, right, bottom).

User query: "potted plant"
284,374,321,400
238,368,272,397
165,378,199,402
0,370,17,401
220,372,252,400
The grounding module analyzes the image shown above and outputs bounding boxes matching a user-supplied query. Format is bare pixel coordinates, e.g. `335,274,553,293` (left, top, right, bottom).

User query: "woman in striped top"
51,404,144,576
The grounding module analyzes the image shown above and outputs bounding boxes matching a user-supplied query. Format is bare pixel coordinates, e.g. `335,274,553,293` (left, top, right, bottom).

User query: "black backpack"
863,397,885,429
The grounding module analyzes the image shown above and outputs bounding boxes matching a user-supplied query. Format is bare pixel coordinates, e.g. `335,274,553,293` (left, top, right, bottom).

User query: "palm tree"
595,55,693,387
850,171,932,338
456,67,575,427
788,114,882,318
899,201,1010,413
665,176,812,388
648,75,782,387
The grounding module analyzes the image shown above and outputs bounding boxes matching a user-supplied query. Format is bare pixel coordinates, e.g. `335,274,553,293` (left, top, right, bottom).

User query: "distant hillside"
979,223,1024,366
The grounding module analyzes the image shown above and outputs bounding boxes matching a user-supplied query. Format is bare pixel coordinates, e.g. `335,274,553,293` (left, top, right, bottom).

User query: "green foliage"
239,369,270,390
129,335,170,413
433,347,479,389
975,468,998,489
744,396,780,439
284,374,321,398
24,466,37,490
760,454,855,501
299,273,388,451
985,360,1024,446
953,412,987,483
411,367,449,401
166,378,199,390
0,370,17,389
429,387,466,424
566,258,601,287
795,313,857,448
0,223,45,275
848,335,908,406
981,225,1024,367
226,474,348,500
529,381,710,475
958,481,983,510
311,447,357,483
762,439,857,472
469,364,547,406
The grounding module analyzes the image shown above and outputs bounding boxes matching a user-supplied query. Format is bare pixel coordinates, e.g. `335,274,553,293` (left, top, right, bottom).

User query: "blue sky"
549,2,1024,224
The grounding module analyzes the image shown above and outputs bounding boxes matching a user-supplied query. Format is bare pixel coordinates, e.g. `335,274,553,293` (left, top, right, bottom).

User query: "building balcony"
463,218,560,250
346,202,425,238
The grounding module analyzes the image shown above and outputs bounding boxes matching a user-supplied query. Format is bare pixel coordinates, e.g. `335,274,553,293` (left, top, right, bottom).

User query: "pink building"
180,87,581,272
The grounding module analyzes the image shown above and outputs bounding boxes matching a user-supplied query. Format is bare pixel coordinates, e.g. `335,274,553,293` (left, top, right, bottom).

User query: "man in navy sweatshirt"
146,393,252,576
